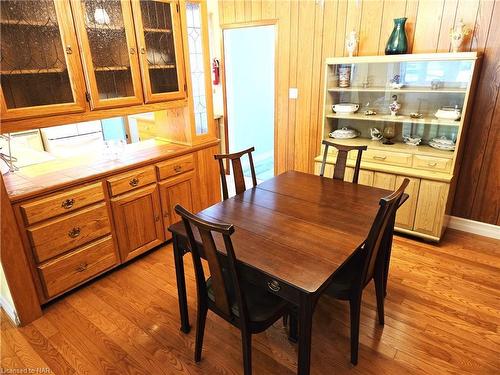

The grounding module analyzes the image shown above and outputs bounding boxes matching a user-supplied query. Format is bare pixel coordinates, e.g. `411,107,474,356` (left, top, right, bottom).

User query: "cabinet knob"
129,178,139,187
155,215,160,222
61,198,75,209
68,227,81,238
140,47,146,54
65,45,73,54
76,262,88,272
267,279,281,292
174,165,182,173
130,47,136,55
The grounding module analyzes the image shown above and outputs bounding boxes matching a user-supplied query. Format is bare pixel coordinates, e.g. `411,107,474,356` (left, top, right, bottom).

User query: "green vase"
385,17,408,55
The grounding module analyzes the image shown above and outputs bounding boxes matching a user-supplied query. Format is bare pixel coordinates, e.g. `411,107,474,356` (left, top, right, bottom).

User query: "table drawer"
27,203,111,263
156,154,195,180
20,182,104,225
107,166,156,196
413,155,452,172
38,236,118,299
360,149,412,167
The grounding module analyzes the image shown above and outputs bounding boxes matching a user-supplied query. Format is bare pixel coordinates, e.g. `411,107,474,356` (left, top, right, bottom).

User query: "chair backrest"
359,178,409,287
175,204,248,323
214,147,257,200
319,140,367,183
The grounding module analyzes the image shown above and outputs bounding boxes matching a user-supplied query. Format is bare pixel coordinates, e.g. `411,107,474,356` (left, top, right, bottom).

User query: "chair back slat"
360,178,409,286
215,147,257,200
320,140,367,183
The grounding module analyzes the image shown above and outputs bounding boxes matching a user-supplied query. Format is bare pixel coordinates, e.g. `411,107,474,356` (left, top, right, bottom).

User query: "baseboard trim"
448,216,500,240
0,295,20,326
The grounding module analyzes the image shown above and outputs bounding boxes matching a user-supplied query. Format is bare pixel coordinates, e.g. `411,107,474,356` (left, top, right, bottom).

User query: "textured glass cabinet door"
71,0,143,109
0,0,86,120
131,0,186,103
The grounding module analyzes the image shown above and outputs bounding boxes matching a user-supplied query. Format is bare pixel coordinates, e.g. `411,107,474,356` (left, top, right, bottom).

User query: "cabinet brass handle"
76,262,88,272
130,47,136,54
61,198,75,209
427,162,438,167
373,155,387,160
129,178,139,187
174,165,182,173
65,45,73,54
68,227,81,238
140,47,146,54
267,280,281,292
155,215,160,222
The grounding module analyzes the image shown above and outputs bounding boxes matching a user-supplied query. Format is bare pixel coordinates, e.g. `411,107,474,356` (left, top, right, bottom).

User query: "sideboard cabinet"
315,53,480,241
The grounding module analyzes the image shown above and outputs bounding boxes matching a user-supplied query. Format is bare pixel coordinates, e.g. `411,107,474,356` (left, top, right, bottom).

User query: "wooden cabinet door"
344,167,374,186
0,0,86,120
111,184,164,262
159,172,194,240
395,176,420,230
373,172,396,190
70,0,144,109
131,0,186,103
413,180,450,238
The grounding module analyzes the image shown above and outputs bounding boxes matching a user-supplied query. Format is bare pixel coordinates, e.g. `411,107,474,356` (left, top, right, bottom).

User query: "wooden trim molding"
448,216,500,240
0,175,43,325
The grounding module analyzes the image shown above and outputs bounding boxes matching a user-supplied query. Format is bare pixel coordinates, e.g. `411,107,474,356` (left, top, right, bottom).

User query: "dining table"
169,170,399,375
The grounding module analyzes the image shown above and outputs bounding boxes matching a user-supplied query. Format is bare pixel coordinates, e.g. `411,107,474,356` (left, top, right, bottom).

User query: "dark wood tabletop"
169,170,395,375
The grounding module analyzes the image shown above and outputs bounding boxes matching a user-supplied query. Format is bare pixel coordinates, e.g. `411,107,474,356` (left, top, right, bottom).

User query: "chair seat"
325,248,365,300
207,275,287,324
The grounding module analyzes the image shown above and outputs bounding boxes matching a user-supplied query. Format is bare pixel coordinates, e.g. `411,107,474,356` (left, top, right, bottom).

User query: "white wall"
0,262,19,325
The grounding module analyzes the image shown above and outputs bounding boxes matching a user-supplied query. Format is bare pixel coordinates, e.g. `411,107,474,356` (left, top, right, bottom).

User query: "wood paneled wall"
215,0,499,225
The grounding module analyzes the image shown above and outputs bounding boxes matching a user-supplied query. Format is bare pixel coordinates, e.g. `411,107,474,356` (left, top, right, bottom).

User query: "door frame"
220,20,278,176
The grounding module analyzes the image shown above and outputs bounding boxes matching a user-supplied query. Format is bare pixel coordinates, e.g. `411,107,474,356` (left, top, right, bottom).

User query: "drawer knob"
373,155,387,160
129,178,140,187
267,279,281,292
76,262,88,272
427,162,438,167
174,165,182,173
68,227,81,238
61,198,75,209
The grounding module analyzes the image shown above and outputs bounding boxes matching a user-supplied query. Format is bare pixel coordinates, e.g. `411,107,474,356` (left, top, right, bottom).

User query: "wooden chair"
214,147,258,200
319,140,367,183
175,204,288,375
325,178,409,365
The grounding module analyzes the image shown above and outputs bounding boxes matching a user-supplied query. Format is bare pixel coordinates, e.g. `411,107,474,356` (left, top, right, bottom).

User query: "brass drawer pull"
76,262,88,272
174,165,182,173
267,279,281,292
140,47,146,54
130,47,136,55
373,155,387,160
427,162,438,167
129,178,140,187
61,198,75,209
68,227,81,238
65,45,73,54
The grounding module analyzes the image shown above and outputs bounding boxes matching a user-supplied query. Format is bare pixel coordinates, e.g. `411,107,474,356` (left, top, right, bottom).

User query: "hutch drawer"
20,182,104,225
412,155,452,173
156,154,195,180
38,236,118,298
107,166,157,196
358,149,412,167
27,203,111,262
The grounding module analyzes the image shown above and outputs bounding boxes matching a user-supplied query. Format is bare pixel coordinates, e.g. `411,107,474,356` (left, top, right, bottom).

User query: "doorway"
222,23,276,186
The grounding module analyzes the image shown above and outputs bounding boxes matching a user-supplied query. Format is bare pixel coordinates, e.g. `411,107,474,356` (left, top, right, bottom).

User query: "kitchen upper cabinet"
131,0,186,103
159,172,194,240
111,183,164,262
71,0,144,109
0,0,86,120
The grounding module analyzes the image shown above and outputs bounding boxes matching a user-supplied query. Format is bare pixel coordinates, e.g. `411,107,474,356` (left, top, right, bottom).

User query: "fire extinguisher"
212,58,220,85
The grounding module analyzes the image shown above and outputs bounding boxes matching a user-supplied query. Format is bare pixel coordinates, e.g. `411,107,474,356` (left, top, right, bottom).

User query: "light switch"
289,88,298,99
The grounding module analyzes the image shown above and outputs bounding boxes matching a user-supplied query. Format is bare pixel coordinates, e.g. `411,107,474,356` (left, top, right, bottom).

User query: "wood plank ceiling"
216,0,499,225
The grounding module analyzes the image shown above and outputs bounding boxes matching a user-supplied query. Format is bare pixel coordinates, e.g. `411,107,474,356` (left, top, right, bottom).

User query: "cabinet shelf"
143,27,172,33
1,68,66,75
148,64,176,70
326,112,460,127
94,66,130,72
327,87,467,94
85,23,123,31
0,19,58,27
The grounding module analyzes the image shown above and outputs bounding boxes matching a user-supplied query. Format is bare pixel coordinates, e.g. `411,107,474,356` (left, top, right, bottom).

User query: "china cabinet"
315,52,480,241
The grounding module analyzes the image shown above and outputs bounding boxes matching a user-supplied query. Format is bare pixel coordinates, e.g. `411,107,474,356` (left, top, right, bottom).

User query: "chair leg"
194,306,208,362
282,313,288,327
374,276,385,326
241,331,252,375
349,296,362,366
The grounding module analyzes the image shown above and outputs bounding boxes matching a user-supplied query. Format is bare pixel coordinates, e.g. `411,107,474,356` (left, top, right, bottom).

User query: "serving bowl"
332,103,359,114
329,127,359,139
435,107,461,121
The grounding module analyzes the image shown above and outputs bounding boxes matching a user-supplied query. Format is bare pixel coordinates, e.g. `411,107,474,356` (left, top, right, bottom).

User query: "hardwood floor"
2,229,500,375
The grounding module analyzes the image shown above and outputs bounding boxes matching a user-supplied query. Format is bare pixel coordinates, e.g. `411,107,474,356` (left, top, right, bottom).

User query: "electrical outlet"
289,88,298,99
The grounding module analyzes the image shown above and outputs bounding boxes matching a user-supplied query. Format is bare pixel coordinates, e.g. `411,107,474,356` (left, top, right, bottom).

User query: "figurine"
450,19,471,53
370,128,383,141
389,74,404,89
345,30,358,57
389,95,400,116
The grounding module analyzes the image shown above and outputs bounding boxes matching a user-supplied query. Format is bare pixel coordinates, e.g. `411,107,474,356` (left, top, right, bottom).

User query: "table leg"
297,295,314,375
173,234,191,333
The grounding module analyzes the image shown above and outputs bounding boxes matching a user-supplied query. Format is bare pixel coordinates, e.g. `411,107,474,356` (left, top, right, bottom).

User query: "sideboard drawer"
20,182,104,225
413,155,452,172
38,236,118,298
156,154,195,180
107,166,156,196
27,203,111,262
360,149,412,167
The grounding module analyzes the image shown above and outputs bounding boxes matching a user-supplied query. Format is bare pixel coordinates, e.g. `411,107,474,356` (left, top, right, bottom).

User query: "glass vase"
385,17,408,55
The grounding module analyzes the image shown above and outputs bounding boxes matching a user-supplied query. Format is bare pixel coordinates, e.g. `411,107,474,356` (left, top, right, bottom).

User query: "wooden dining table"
169,170,397,375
